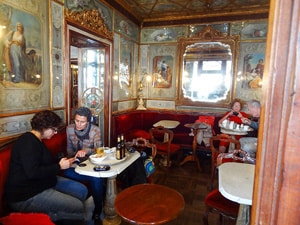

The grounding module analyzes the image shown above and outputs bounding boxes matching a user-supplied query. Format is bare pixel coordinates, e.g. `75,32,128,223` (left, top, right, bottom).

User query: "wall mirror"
177,26,239,107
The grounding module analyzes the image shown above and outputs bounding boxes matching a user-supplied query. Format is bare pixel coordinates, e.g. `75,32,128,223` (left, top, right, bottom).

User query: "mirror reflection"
177,25,239,107
182,42,232,102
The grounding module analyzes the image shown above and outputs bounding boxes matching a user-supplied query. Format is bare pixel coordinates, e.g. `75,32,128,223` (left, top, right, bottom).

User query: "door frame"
65,23,112,146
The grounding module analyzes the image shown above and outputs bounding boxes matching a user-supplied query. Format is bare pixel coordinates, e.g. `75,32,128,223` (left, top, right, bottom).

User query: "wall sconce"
136,73,152,110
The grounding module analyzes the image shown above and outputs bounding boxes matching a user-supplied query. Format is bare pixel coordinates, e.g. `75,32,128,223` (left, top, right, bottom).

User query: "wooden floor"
120,150,236,225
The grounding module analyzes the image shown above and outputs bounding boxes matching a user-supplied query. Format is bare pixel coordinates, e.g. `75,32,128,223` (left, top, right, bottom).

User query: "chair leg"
218,214,223,225
167,154,171,167
202,206,210,225
208,165,216,191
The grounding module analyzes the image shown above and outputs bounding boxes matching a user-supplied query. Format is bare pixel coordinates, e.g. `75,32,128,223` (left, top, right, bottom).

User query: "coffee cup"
222,119,228,127
229,121,234,129
243,125,249,131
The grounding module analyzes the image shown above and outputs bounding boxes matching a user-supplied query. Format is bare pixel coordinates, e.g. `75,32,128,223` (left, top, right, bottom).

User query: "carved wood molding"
192,25,228,40
65,8,113,41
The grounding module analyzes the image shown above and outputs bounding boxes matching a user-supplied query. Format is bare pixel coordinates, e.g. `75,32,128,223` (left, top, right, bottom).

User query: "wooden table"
115,184,185,225
75,151,140,225
179,122,207,171
218,162,255,225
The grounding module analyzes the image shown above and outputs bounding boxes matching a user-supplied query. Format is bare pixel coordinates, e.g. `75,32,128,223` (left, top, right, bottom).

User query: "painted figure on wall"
242,54,264,89
251,58,264,78
3,22,26,83
152,56,173,88
0,5,42,88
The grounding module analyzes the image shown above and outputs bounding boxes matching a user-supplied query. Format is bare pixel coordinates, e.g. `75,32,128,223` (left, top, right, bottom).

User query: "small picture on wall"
152,55,173,88
242,53,265,89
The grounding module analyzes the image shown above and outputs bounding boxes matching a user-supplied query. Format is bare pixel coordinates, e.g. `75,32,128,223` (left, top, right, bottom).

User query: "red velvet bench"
111,110,223,149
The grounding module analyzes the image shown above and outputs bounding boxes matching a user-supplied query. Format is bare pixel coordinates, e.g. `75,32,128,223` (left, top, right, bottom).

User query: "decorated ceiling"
103,0,270,26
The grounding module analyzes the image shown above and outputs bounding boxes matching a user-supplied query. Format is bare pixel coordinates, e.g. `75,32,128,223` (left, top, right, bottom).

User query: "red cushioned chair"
0,213,55,225
203,189,239,225
149,126,181,167
208,134,241,190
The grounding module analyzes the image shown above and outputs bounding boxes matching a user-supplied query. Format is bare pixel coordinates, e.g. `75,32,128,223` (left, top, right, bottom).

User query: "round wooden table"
115,184,185,225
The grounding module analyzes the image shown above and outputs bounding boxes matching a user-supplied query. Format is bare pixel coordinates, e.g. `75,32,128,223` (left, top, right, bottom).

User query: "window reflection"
183,59,232,102
82,48,105,91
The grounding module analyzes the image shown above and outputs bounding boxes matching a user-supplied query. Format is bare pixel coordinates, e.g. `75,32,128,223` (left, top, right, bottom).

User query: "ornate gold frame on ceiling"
65,8,113,41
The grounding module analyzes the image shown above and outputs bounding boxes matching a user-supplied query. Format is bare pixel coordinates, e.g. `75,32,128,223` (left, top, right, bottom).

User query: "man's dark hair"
74,107,92,122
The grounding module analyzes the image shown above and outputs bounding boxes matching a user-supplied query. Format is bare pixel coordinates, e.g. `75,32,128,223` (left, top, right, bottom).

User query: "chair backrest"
149,126,174,147
133,137,157,159
210,134,241,160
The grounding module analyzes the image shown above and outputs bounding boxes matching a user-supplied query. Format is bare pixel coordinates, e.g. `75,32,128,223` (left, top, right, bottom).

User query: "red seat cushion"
0,146,12,215
128,129,151,140
0,213,55,225
156,143,180,153
205,189,239,217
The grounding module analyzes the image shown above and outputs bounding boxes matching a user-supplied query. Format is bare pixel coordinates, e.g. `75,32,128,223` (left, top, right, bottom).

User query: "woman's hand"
59,157,73,170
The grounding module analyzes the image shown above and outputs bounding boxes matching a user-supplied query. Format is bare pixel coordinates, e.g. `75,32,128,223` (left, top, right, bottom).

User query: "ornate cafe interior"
0,0,299,225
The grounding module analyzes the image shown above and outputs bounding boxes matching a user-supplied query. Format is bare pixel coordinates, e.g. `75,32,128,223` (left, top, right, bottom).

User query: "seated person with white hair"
240,99,261,158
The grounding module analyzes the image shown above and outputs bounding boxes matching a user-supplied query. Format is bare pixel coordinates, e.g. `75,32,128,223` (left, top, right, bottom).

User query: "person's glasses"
51,127,58,133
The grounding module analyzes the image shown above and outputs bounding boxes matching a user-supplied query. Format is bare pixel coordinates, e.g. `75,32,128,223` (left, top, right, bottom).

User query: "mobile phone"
78,163,87,167
93,165,110,171
233,112,239,116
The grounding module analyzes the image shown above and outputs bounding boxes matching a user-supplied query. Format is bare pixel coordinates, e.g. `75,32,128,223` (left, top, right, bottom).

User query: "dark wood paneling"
252,0,300,224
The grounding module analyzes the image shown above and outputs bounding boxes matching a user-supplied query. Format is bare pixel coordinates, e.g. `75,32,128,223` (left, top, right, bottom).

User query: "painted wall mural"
235,42,266,101
141,27,187,43
0,1,49,113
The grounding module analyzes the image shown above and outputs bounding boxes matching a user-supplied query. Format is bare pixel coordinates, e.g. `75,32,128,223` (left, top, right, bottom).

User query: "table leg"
229,135,237,153
236,204,250,225
102,175,121,225
179,128,201,171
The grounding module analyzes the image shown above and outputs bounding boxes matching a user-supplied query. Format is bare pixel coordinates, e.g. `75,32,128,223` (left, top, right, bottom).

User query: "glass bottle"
116,135,122,160
120,134,125,158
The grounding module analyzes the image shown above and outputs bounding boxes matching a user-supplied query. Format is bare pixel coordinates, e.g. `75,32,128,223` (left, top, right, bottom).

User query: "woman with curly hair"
5,110,94,225
218,99,248,152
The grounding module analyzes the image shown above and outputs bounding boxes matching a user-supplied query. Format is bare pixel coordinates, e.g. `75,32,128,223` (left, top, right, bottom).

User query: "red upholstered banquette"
111,110,222,148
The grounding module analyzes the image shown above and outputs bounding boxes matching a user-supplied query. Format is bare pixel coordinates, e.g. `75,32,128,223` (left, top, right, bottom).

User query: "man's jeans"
64,167,104,214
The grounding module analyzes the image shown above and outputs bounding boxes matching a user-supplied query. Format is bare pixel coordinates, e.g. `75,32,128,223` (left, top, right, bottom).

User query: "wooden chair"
149,126,181,167
203,189,239,225
133,137,157,183
208,134,241,190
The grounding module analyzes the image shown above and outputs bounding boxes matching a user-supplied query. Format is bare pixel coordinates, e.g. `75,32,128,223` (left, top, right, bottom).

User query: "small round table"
115,184,185,225
179,122,208,171
219,125,250,152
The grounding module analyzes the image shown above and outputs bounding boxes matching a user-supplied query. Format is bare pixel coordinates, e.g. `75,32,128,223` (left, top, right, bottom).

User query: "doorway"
66,24,112,146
